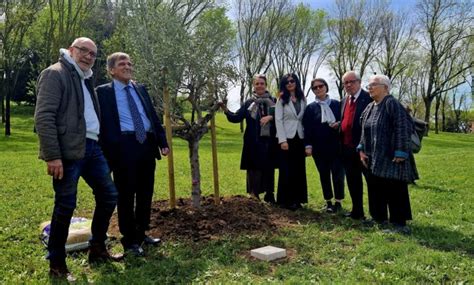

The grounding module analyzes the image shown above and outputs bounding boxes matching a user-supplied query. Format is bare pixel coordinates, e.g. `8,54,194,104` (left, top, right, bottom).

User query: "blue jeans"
47,139,118,263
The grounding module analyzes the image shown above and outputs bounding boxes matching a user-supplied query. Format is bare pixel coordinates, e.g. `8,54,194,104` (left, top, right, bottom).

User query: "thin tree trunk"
434,95,441,134
5,79,11,136
188,138,201,208
423,96,433,130
441,95,447,132
1,74,4,123
239,80,245,133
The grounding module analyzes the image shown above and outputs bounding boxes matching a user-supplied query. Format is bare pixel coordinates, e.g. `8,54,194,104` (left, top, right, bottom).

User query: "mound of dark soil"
109,195,323,242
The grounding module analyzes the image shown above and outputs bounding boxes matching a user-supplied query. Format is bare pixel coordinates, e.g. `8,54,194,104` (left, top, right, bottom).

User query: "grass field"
0,105,473,284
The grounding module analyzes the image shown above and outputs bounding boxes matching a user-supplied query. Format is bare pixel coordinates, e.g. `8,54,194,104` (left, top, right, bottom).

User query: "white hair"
370,74,391,91
342,71,361,82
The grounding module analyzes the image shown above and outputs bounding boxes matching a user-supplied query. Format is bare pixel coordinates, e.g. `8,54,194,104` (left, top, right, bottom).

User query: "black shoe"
124,244,146,257
325,201,334,213
363,218,386,227
263,193,276,204
143,235,161,246
286,203,302,211
89,243,124,264
333,202,342,213
49,261,77,282
383,223,411,235
344,212,365,220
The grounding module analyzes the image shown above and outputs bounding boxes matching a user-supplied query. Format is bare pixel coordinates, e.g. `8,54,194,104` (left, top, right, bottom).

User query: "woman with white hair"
357,74,418,234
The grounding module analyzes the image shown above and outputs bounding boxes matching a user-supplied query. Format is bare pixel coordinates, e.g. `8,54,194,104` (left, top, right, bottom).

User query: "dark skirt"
277,135,308,206
246,169,274,195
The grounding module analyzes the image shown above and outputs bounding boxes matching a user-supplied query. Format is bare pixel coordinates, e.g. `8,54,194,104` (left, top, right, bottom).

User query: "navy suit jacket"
340,89,372,148
96,81,168,162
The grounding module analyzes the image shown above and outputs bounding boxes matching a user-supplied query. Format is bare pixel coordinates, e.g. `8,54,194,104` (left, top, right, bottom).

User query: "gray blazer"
275,98,306,144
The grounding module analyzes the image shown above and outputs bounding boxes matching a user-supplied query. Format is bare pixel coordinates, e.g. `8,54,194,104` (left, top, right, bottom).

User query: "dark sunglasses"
286,79,296,84
312,84,325,90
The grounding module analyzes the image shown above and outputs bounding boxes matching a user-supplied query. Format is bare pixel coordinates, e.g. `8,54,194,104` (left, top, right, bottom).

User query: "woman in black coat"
221,74,278,203
303,78,345,213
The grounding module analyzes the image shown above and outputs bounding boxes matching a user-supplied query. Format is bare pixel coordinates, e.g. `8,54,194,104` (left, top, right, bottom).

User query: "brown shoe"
49,261,77,282
88,243,124,264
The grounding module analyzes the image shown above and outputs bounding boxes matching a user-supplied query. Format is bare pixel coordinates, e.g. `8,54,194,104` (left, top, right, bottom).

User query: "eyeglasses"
343,79,359,86
365,83,385,89
311,84,325,90
73,46,97,58
286,79,296,84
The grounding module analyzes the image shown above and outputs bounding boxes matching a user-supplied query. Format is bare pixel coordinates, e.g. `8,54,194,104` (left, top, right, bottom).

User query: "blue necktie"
125,86,146,143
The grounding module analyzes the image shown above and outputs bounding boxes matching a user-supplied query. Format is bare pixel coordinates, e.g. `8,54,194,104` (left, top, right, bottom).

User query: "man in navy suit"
340,71,372,220
96,52,169,256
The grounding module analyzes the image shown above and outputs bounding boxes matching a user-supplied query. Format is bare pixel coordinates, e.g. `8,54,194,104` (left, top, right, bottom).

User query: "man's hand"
47,159,63,180
161,147,170,156
260,115,273,126
280,142,289,151
359,151,369,168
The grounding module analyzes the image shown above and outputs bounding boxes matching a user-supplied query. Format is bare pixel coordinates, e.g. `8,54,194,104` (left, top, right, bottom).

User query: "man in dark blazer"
340,71,372,220
96,52,169,256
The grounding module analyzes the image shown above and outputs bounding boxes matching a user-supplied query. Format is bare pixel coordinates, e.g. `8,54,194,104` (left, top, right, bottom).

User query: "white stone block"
250,246,286,261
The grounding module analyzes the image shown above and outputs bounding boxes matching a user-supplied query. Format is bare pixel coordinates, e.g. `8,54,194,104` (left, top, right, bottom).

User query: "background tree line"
1,0,473,136
1,0,472,205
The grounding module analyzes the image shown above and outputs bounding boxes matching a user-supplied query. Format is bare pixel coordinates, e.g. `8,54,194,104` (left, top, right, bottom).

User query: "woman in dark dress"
303,78,345,213
358,74,418,234
275,73,307,210
221,74,278,203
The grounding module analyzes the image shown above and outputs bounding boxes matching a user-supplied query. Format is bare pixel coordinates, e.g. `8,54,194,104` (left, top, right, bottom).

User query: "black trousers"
366,173,412,225
313,154,345,201
277,135,308,206
342,146,366,217
110,134,156,247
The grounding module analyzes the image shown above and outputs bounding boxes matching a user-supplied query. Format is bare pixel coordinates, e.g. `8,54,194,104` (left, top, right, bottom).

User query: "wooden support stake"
210,115,220,205
162,69,176,209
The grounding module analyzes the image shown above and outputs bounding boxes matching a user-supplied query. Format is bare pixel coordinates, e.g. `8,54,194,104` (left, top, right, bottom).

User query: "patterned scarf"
248,91,274,136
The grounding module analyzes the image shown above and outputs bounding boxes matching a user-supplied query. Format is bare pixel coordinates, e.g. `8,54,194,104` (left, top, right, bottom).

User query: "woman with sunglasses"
275,73,308,210
303,78,345,213
221,74,278,203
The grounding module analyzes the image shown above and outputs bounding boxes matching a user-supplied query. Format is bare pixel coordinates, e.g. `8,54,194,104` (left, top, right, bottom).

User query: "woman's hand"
392,157,405,163
329,121,340,129
260,115,273,126
218,101,228,112
359,151,369,168
280,142,289,151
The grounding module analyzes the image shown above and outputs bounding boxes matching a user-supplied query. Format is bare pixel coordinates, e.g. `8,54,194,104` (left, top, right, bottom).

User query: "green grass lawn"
0,105,473,284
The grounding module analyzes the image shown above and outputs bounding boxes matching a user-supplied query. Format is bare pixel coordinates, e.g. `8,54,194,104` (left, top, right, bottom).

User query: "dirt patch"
109,195,323,242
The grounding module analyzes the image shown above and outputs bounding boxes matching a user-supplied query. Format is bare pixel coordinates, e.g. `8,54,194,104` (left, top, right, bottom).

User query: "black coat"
340,89,372,147
96,81,168,162
303,99,341,158
225,98,278,170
